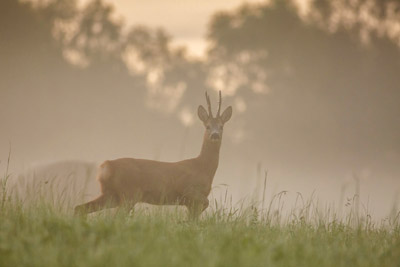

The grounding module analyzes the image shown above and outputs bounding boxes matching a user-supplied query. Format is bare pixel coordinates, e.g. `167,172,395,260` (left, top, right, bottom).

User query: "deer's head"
198,91,232,142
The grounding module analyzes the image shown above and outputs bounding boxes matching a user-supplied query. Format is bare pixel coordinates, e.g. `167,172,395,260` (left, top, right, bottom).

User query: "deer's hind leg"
74,194,119,215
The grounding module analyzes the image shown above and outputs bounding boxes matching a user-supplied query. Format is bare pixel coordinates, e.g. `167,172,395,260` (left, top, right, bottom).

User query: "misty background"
1,0,400,219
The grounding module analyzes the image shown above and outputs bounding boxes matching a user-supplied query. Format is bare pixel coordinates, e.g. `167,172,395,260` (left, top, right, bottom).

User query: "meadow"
1,158,400,267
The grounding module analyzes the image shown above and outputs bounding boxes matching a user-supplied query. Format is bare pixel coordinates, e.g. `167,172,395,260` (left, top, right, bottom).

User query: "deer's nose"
210,133,220,140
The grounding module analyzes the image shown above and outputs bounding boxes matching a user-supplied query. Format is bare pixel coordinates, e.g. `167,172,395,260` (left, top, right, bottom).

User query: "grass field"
0,196,399,267
1,157,400,267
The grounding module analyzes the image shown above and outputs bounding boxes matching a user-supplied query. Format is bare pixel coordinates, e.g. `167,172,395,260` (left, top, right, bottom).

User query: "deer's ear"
198,105,209,122
220,106,232,123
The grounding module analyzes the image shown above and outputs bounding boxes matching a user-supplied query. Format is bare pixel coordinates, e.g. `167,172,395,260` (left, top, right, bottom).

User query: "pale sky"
80,0,268,57
76,0,400,57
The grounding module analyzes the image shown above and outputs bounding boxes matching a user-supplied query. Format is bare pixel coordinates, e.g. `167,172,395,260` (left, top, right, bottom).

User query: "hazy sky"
79,0,270,57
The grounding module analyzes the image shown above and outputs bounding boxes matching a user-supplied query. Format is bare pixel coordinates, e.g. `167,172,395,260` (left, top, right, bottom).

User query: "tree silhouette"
206,0,400,168
0,0,207,165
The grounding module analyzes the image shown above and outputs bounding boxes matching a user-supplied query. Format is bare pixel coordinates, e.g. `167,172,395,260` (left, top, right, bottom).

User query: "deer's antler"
216,90,222,118
205,91,213,118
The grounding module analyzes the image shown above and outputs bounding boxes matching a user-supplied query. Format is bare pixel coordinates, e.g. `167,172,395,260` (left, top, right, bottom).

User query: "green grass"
0,200,399,267
1,154,400,267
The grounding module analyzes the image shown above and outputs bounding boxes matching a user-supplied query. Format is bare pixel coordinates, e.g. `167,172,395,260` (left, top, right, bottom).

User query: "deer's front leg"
185,196,209,220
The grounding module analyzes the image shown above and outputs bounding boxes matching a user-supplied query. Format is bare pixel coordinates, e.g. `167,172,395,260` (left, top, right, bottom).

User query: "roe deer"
74,91,232,218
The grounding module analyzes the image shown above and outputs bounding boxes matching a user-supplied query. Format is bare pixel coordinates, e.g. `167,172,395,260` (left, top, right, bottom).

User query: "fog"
1,0,400,219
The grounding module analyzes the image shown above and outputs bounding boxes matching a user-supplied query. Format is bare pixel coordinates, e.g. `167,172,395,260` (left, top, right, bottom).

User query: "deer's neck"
197,132,221,176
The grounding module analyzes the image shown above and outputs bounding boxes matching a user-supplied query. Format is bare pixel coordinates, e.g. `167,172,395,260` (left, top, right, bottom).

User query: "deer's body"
96,135,219,206
98,157,213,205
75,92,232,217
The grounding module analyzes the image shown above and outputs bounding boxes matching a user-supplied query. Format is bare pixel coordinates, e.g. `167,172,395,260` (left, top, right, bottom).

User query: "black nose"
210,133,220,140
